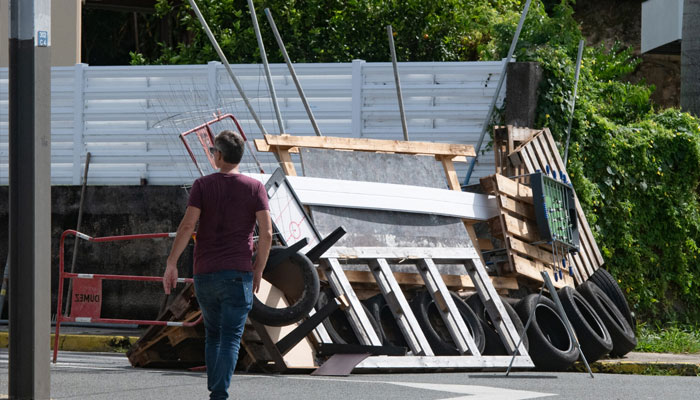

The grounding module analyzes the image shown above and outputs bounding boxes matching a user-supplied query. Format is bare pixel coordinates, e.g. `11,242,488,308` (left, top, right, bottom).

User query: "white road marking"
283,376,556,400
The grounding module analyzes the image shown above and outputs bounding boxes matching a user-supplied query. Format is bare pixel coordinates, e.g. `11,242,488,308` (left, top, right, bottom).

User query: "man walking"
163,130,272,400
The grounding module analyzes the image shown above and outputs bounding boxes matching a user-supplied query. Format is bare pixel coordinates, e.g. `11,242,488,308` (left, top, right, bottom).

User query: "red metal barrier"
53,229,201,363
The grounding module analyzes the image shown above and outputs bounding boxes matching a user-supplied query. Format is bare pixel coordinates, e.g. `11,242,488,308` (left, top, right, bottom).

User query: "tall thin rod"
186,0,268,136
64,152,91,317
463,0,532,186
387,25,409,141
264,8,323,137
563,39,585,166
247,0,285,134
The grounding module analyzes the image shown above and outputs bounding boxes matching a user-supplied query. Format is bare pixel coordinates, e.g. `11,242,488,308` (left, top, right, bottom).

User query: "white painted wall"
642,0,683,53
0,60,505,185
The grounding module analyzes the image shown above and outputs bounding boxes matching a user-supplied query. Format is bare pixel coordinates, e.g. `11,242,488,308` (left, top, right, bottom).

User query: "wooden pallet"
126,283,206,368
506,128,604,283
494,126,544,178
480,173,575,288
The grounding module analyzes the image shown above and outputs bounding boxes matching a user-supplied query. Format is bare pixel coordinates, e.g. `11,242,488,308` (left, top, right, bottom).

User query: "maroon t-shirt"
187,173,269,275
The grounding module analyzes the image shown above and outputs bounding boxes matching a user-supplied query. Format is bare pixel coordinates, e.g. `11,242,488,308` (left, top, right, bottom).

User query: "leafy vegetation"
636,324,700,354
134,0,700,324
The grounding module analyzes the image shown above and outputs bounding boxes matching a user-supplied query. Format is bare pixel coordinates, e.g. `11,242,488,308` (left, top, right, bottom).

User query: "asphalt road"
1,350,699,400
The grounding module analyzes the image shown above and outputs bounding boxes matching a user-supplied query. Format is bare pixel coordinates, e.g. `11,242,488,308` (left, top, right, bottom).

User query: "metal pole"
0,260,9,319
9,0,52,397
387,25,409,141
563,39,585,166
505,284,543,376
542,271,594,378
247,0,285,134
464,0,532,186
64,152,92,317
186,0,269,136
264,8,323,137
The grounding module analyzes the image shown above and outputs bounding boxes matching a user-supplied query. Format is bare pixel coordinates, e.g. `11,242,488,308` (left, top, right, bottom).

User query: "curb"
571,360,700,376
0,332,139,353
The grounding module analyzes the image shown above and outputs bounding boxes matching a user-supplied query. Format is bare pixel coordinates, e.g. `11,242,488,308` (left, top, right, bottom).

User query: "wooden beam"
437,155,461,191
274,148,297,176
318,269,519,291
501,213,539,243
493,174,533,204
260,134,476,157
510,254,574,288
498,195,536,220
507,237,553,266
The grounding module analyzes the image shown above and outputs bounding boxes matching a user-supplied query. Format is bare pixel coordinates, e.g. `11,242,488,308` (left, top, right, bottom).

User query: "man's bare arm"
253,210,272,293
163,206,200,294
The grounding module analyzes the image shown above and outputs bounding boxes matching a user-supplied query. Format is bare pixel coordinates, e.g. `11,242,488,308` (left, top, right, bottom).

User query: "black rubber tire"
316,288,384,345
465,294,529,355
376,298,409,348
588,268,636,330
514,294,580,371
577,281,637,357
410,289,485,355
248,246,320,327
557,286,613,363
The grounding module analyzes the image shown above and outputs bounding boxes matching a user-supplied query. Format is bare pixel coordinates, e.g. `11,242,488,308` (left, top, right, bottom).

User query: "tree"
681,0,700,116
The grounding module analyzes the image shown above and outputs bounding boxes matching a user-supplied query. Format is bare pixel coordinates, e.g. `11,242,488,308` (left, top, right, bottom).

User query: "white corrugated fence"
0,60,504,185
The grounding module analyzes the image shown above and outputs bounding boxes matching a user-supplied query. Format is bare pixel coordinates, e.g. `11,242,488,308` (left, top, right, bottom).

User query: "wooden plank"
477,237,494,251
498,195,535,221
166,326,202,347
510,127,542,142
492,174,533,204
510,254,574,288
318,268,519,290
518,146,536,176
438,155,461,191
322,246,479,261
261,134,476,157
501,213,539,243
274,148,297,176
507,237,553,266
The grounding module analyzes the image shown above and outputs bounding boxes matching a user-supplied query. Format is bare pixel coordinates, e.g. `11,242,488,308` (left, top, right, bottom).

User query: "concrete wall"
0,186,192,321
0,0,81,66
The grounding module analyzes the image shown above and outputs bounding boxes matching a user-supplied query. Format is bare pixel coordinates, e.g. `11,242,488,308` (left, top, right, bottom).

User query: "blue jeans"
194,269,253,400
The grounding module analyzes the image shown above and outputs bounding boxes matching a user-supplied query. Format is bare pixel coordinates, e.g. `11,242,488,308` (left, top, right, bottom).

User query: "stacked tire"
513,268,637,371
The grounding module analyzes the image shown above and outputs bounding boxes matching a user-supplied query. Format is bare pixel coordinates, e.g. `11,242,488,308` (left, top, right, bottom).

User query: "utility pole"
9,0,52,398
681,0,700,116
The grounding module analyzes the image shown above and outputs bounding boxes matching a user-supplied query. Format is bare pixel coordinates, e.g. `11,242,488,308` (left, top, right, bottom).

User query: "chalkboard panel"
300,148,474,275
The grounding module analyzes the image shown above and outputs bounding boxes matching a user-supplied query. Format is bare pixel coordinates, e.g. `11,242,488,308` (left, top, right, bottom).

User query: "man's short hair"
214,130,245,164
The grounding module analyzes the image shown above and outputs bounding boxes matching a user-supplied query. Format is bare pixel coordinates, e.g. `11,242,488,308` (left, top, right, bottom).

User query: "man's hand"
163,263,178,294
253,270,263,294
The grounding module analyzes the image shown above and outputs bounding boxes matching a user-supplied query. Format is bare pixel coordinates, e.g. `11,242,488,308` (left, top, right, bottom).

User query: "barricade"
53,229,201,363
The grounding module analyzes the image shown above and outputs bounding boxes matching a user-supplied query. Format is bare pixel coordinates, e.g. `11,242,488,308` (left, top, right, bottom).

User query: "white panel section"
245,173,498,221
641,0,683,53
0,61,505,185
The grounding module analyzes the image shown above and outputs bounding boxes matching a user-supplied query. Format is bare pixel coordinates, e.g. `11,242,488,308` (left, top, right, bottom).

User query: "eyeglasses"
208,146,218,156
